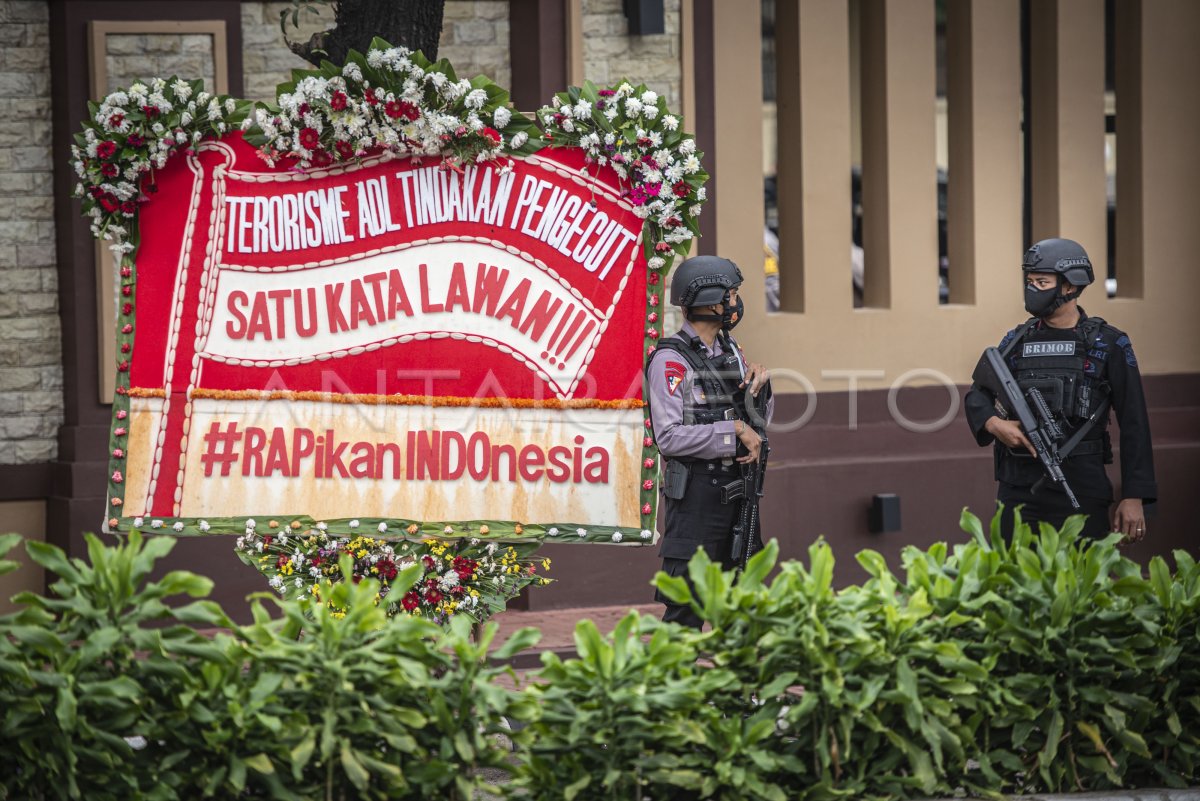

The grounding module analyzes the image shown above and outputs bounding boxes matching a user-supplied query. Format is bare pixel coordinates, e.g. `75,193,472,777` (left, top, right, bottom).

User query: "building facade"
0,0,1196,613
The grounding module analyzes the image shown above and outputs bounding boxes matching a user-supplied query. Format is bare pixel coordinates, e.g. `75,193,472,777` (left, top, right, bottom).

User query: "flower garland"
536,80,708,532
239,36,542,170
71,41,707,543
234,527,549,623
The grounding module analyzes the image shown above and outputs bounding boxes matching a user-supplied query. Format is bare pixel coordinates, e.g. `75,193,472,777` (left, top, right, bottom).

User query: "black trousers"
655,461,740,629
996,482,1113,541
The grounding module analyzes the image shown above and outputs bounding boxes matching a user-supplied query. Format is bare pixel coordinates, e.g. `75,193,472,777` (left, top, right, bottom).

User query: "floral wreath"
72,38,707,545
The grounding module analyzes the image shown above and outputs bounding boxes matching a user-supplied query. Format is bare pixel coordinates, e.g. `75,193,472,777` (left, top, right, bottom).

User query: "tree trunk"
290,0,447,67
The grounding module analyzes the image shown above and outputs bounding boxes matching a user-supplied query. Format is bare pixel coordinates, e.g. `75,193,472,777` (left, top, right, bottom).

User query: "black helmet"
1021,238,1094,286
669,255,743,307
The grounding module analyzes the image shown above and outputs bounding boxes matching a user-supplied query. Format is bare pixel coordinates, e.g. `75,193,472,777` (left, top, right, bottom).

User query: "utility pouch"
662,460,690,500
1018,376,1066,414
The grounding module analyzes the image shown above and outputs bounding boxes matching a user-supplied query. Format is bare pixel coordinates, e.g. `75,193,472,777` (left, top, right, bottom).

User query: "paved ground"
489,602,660,668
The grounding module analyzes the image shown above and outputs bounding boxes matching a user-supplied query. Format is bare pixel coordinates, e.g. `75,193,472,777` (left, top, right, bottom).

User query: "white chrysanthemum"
640,529,653,540
172,521,184,532
269,575,284,591
611,531,623,543
493,106,511,128
683,155,701,174
367,49,385,68
663,115,679,131
224,97,236,113
604,106,618,122
632,205,651,220
316,521,327,531
648,256,665,270
640,90,658,106
617,82,634,97
465,88,488,110
198,520,210,532
665,163,684,183
342,62,363,82
133,516,144,527
149,519,162,529
679,138,696,156
349,519,359,529
574,98,591,119
378,522,388,533
697,187,707,201
689,203,703,217
643,106,658,120
576,528,587,538
547,527,559,537
624,97,643,117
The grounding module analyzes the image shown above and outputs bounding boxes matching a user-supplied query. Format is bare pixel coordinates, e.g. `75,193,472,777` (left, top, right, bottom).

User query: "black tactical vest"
652,332,744,426
1003,314,1110,432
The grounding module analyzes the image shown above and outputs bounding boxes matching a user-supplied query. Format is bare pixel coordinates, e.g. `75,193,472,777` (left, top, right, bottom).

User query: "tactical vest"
1002,314,1112,447
652,332,745,426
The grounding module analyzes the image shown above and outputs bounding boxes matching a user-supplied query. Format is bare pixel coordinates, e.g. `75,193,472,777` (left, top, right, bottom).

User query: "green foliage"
2,509,1198,799
0,535,533,801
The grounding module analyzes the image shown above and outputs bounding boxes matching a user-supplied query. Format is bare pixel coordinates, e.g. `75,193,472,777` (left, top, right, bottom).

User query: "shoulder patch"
1115,334,1138,367
663,361,686,395
997,326,1021,350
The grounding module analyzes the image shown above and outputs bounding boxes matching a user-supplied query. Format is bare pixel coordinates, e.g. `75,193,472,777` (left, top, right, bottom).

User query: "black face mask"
723,295,745,330
1024,278,1067,318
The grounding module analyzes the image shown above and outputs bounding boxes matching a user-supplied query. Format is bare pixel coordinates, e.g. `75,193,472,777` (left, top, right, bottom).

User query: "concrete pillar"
945,0,1023,305
774,0,853,314
1029,0,1107,284
859,0,938,311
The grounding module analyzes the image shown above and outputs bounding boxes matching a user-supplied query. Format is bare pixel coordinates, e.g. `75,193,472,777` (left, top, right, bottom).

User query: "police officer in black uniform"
646,256,772,628
965,238,1157,542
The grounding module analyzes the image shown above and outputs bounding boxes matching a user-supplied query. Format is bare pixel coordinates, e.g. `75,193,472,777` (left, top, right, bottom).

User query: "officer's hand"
740,362,769,397
984,416,1035,456
1113,498,1146,544
736,423,762,463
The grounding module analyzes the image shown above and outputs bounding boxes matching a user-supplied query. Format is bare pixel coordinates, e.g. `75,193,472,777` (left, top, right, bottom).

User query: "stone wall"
0,0,61,464
241,1,510,104
582,0,682,112
104,32,216,95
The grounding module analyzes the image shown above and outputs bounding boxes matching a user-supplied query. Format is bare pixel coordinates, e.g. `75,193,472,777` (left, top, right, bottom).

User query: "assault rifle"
722,387,770,569
981,347,1080,510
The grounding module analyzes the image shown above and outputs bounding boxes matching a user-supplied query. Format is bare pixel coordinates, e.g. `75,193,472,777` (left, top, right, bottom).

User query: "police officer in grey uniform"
646,255,773,628
965,238,1157,543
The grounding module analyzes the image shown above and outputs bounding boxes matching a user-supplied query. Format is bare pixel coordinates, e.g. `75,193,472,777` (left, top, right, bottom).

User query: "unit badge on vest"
1022,342,1076,357
664,361,686,395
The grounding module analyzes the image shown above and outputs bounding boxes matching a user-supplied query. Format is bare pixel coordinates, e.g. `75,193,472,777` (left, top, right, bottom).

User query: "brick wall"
0,0,61,464
241,1,510,104
583,0,682,111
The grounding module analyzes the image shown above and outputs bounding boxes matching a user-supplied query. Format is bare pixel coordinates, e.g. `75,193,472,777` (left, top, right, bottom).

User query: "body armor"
1000,315,1112,457
653,332,744,427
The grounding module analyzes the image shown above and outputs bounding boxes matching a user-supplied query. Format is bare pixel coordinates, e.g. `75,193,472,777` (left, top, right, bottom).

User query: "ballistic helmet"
669,255,744,307
1021,238,1095,286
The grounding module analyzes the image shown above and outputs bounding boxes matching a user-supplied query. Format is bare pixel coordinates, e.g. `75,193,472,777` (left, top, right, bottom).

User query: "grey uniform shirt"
646,320,774,460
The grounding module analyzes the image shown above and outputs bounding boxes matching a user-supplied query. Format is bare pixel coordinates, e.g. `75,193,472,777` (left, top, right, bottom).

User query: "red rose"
117,361,129,372
643,436,653,448
330,91,348,111
120,266,132,278
298,128,320,151
121,303,132,315
642,503,653,515
647,312,658,323
121,324,133,333
480,127,502,146
120,343,130,353
643,479,654,490
648,273,660,285
121,285,132,297
402,591,420,611
96,140,117,160
643,458,655,469
646,327,659,339
334,140,354,160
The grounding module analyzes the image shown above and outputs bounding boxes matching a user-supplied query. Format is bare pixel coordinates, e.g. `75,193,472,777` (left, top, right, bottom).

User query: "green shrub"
2,509,1198,801
0,533,535,801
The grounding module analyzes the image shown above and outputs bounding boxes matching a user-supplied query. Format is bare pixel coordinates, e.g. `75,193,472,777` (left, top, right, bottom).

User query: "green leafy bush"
0,533,534,801
2,509,1198,801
